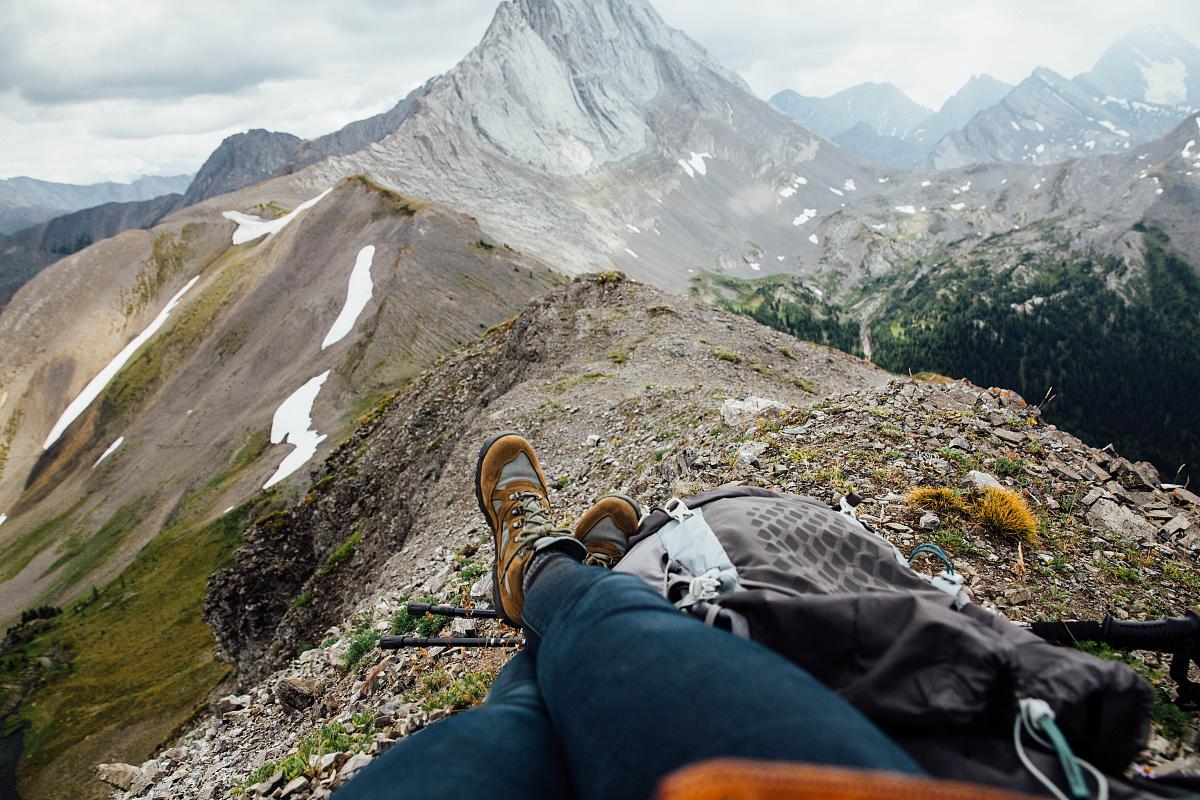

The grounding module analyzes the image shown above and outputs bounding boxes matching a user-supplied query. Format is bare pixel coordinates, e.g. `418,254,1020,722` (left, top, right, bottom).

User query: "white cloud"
1,0,1199,183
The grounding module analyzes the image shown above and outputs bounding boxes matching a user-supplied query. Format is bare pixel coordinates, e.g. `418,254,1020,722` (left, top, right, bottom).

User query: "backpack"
614,487,1193,800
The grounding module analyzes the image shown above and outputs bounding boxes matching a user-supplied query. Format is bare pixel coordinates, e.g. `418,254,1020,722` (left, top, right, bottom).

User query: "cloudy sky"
2,0,1198,184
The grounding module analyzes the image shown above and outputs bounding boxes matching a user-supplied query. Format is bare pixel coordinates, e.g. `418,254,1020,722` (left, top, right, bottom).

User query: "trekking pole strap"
379,635,523,649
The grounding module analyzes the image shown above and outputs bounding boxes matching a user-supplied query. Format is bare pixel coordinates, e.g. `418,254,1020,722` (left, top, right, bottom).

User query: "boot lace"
502,492,572,573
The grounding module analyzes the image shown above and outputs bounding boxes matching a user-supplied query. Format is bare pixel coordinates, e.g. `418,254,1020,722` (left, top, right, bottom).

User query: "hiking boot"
475,432,584,627
574,494,642,568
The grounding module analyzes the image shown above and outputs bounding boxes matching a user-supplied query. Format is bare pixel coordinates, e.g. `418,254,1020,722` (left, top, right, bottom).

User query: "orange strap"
656,760,1041,800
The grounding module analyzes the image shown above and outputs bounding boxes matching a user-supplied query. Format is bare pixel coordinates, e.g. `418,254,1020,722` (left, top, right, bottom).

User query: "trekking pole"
1032,608,1200,704
406,602,499,620
380,635,523,649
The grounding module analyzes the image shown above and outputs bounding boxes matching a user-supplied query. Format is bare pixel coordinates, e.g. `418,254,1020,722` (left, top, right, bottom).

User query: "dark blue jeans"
335,556,920,800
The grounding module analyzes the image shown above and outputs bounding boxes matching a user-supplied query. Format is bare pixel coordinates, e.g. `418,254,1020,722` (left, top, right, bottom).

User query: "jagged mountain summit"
929,26,1199,169
909,73,1013,146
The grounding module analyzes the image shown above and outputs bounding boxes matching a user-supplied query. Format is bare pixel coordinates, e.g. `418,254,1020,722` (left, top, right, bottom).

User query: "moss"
594,271,624,285
317,531,362,577
991,455,1025,478
609,352,628,365
290,590,314,610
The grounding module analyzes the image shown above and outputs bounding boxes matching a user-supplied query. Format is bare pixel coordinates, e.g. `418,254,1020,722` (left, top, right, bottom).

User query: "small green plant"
392,597,449,638
459,562,485,583
793,377,816,393
318,531,363,577
779,347,795,360
938,446,979,472
713,348,741,364
991,455,1025,478
595,271,624,284
290,590,314,610
609,352,628,365
878,422,904,439
420,671,494,712
341,621,381,672
1024,440,1044,456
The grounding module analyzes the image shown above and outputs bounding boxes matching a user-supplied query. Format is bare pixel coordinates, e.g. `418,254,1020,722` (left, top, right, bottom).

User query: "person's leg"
522,554,922,800
332,652,572,800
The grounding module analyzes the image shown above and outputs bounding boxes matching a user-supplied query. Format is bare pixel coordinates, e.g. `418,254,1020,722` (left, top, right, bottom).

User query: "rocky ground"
94,275,1199,799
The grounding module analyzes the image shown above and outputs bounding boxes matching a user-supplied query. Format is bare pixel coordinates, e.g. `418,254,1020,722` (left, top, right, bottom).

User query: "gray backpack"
615,487,1189,799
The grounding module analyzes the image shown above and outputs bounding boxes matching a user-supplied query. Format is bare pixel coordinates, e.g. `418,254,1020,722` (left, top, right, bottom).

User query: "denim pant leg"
332,651,572,800
522,555,922,800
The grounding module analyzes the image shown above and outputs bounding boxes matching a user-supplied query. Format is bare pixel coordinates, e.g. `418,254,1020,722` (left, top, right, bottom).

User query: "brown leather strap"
656,760,1041,800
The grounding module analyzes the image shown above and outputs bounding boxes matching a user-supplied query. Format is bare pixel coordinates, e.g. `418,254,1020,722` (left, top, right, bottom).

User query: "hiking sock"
523,545,583,594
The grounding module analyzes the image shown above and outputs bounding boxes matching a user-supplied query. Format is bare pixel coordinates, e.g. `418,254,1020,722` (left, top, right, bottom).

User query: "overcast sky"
2,0,1198,184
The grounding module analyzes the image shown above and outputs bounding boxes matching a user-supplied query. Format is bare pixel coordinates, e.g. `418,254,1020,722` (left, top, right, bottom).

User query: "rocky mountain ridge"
80,274,1200,800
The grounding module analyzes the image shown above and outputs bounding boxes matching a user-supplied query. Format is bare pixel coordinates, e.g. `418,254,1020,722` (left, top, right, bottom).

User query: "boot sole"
474,431,524,627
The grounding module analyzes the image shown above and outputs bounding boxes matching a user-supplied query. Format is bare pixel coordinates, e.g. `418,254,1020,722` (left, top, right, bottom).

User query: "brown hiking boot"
574,494,642,568
475,432,583,627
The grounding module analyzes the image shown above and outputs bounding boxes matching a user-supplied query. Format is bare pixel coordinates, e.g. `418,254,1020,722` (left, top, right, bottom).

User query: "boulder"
275,676,322,710
214,693,252,714
720,397,786,427
1086,499,1155,539
250,771,284,796
95,763,140,791
965,470,1002,490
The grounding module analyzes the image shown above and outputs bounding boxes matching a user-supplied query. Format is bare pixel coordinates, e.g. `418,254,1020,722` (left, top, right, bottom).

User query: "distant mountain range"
771,26,1199,170
0,174,191,235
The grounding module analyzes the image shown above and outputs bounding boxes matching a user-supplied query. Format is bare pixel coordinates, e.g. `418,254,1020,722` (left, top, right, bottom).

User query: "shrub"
972,487,1038,543
991,455,1025,477
713,348,741,364
420,671,493,712
905,487,965,515
341,622,381,672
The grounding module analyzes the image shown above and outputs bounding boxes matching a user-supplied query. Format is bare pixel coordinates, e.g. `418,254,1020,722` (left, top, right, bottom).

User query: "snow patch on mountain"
895,205,916,214
1139,58,1188,105
678,152,712,178
0,514,6,527
264,371,331,490
93,437,125,468
792,209,817,226
808,234,819,244
322,246,376,350
43,275,202,449
223,188,332,245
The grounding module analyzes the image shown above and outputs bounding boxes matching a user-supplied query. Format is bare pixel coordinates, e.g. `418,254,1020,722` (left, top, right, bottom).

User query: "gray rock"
469,572,493,600
95,763,140,791
721,397,786,427
451,617,479,637
1080,487,1105,506
250,770,284,796
918,512,941,530
950,436,972,451
737,441,768,466
1087,499,1155,539
965,470,1002,490
992,428,1026,444
1161,515,1192,537
214,693,252,714
339,753,374,779
279,775,309,797
586,434,601,447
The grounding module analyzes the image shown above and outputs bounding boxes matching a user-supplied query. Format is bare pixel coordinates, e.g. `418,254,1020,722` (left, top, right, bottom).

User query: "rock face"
182,130,303,206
